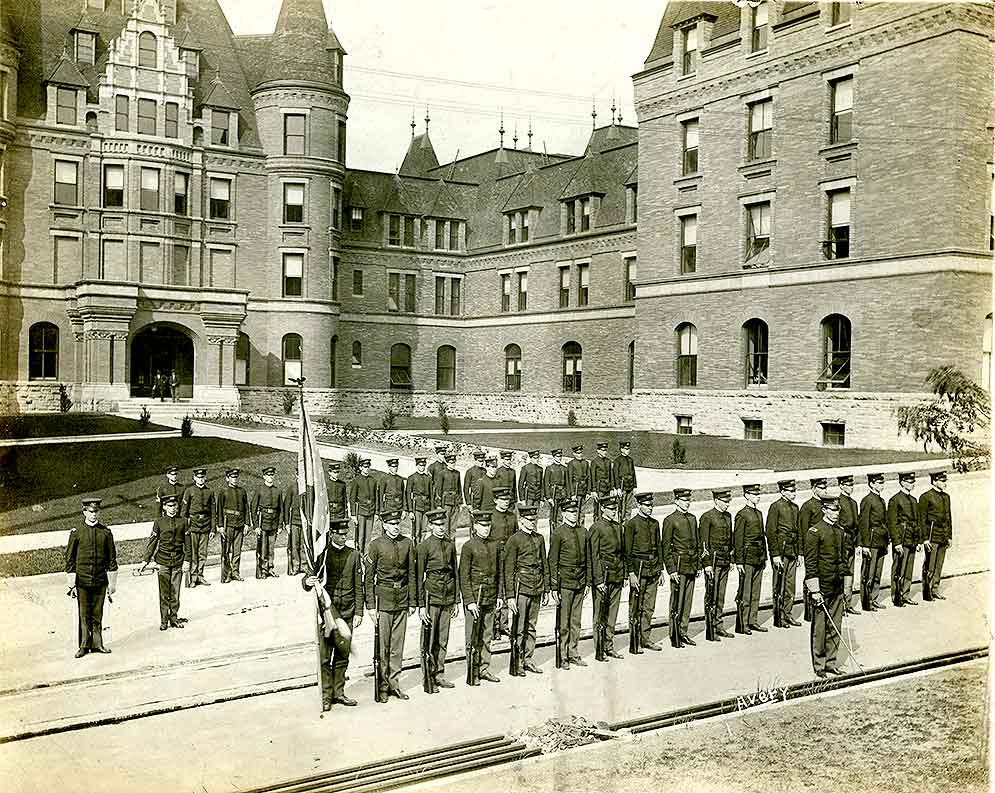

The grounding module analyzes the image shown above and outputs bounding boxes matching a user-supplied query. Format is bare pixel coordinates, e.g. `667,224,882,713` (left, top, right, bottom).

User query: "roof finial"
214,64,222,83
527,116,533,150
499,110,505,148
410,109,416,138
610,94,617,126
591,99,598,130
618,107,624,125
425,105,430,135
513,121,518,150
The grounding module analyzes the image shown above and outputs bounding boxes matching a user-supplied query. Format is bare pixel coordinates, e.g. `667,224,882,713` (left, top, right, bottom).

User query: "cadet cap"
473,451,486,461
193,468,207,476
444,453,457,462
899,471,916,483
161,494,179,505
836,475,853,486
359,458,372,467
414,457,426,466
380,511,402,524
820,486,842,509
528,450,540,458
596,442,609,450
550,448,562,456
778,479,796,491
930,471,947,482
500,450,513,459
427,509,447,525
262,466,276,475
517,503,538,517
226,468,240,477
868,472,886,484
472,511,492,525
386,458,398,467
330,519,349,534
485,456,498,466
674,488,692,500
635,492,654,505
435,445,447,453
712,489,731,501
572,444,584,453
328,462,341,471
81,497,102,508
164,464,179,474
559,498,579,512
493,488,512,500
743,484,761,495
811,478,828,488
618,441,631,450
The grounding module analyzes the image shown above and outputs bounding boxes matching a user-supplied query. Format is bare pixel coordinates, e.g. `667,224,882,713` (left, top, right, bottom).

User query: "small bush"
437,401,450,435
139,406,151,428
281,389,297,416
671,438,687,465
58,384,73,413
567,409,578,427
343,451,362,479
381,405,398,430
180,415,194,438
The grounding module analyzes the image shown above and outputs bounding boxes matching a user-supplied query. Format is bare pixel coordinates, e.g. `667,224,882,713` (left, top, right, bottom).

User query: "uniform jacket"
434,468,463,509
856,492,889,549
623,513,662,577
733,505,767,567
156,480,185,515
589,517,625,585
364,534,417,612
349,474,377,518
887,491,920,547
250,485,284,530
327,479,348,521
66,522,118,587
459,535,503,606
470,474,498,512
428,460,448,498
765,498,801,559
542,463,568,503
313,543,363,621
590,456,615,497
661,509,702,575
798,497,823,536
494,465,517,498
838,494,859,559
490,509,518,549
463,465,486,506
416,535,459,606
804,519,848,597
216,485,249,529
918,488,952,545
405,472,433,514
611,455,637,493
379,473,406,515
503,529,548,597
549,521,590,591
699,508,734,567
181,485,215,533
145,514,187,567
518,463,544,502
566,458,591,499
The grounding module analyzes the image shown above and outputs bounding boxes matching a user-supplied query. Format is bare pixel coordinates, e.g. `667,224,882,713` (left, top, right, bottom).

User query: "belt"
194,511,210,517
262,508,278,515
330,502,343,508
224,509,242,516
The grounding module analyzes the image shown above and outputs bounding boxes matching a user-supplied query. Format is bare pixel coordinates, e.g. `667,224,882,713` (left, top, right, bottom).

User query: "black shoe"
523,663,543,674
904,598,918,606
845,607,859,615
559,660,571,670
814,670,827,679
198,578,211,586
785,618,801,627
92,647,111,654
160,623,168,631
334,696,358,707
743,627,753,635
387,688,409,700
75,648,88,658
607,649,624,659
641,642,662,652
934,593,946,600
681,636,696,646
569,658,588,667
480,671,500,683
231,575,244,582
322,701,332,712
717,629,734,638
169,620,185,628
435,678,455,689
825,667,844,676
175,617,188,624
749,624,768,633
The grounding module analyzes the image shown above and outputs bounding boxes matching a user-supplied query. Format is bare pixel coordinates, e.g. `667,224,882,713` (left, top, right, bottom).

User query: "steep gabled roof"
202,76,240,110
644,1,738,67
399,133,440,177
559,154,608,200
427,180,466,220
46,51,89,88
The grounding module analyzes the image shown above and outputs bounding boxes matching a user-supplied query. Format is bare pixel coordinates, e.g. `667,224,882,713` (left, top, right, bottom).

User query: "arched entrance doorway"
131,324,194,398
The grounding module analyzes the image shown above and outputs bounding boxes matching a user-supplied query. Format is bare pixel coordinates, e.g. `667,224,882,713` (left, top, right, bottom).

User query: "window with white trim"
140,167,159,212
54,161,78,206
103,164,124,208
284,114,306,155
681,215,697,274
174,172,188,215
578,263,590,307
56,88,77,126
284,183,305,224
682,119,699,175
748,100,773,160
209,177,231,220
682,26,697,75
825,189,851,259
750,2,769,52
830,77,853,144
76,32,96,65
283,252,303,297
138,98,156,136
676,323,698,387
501,273,511,313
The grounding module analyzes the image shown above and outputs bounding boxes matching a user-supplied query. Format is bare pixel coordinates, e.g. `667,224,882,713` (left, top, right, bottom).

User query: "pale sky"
218,0,666,171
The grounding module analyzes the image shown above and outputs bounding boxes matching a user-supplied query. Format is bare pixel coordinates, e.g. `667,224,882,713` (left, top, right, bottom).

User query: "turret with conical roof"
257,0,345,90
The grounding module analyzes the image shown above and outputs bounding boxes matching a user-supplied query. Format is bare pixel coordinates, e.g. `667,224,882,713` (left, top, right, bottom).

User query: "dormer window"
682,26,698,75
56,88,77,126
212,110,230,146
506,210,529,244
180,49,199,79
750,2,769,52
565,197,591,234
75,32,96,65
830,2,852,26
138,32,157,68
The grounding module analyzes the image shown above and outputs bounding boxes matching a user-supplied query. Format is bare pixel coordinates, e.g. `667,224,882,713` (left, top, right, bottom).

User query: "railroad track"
240,645,986,793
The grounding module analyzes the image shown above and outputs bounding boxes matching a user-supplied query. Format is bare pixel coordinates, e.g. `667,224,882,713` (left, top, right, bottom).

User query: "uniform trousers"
923,544,947,598
410,512,426,545
556,587,585,661
442,506,459,538
376,609,408,692
777,557,798,622
629,576,658,644
189,531,211,582
891,546,917,603
670,573,695,636
464,604,495,674
737,565,763,628
183,533,192,576
354,516,374,555
618,492,633,524
157,564,183,624
77,583,108,651
513,593,541,663
845,552,857,607
592,583,622,649
706,565,731,632
860,548,887,609
220,526,244,581
318,615,353,703
427,603,452,679
811,592,844,674
287,523,303,574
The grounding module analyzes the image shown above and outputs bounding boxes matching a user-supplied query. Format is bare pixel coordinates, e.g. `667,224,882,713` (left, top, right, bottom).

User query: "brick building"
0,0,991,450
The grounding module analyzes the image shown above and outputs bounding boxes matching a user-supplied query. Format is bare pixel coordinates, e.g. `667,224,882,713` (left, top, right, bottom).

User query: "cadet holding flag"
141,494,188,630
416,510,459,689
919,471,952,601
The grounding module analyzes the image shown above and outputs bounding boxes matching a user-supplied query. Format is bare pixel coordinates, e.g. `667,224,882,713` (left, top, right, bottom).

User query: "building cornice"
339,304,635,329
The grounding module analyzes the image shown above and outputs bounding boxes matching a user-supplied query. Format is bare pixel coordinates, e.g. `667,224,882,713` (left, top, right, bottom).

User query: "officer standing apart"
406,457,433,544
836,475,860,615
365,511,417,701
504,503,548,674
888,471,921,607
181,467,214,586
518,450,544,509
856,472,889,611
142,494,189,630
733,484,767,634
251,466,284,579
919,471,952,601
662,488,702,648
611,441,637,522
66,498,118,657
700,489,735,640
766,479,802,627
459,510,503,683
416,510,459,689
549,498,590,668
304,519,362,710
623,492,662,651
543,449,568,528
349,458,377,554
216,468,248,583
588,497,625,658
804,487,848,678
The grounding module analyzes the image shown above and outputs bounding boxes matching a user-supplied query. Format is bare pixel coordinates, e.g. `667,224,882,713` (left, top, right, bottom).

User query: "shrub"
567,409,578,427
281,389,297,416
343,451,362,479
180,415,194,438
139,406,151,428
437,401,450,435
671,438,687,465
58,383,73,413
381,405,398,430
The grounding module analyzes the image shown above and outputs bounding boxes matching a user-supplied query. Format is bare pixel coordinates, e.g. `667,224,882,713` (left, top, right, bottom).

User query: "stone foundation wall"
236,386,934,451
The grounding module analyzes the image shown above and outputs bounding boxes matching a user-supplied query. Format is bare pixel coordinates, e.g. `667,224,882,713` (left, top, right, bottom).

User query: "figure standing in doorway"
169,370,179,402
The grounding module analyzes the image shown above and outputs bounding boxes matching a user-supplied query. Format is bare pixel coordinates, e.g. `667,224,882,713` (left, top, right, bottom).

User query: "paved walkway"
0,429,179,447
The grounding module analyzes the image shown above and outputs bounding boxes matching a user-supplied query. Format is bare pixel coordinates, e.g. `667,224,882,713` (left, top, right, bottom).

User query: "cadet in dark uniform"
919,471,952,601
66,498,118,657
435,453,463,535
349,458,377,554
504,504,548,674
406,458,433,545
379,458,406,519
327,462,349,522
304,519,362,710
549,498,589,668
799,478,828,622
416,510,459,689
470,457,499,513
284,479,304,575
623,492,662,651
733,484,767,634
856,472,889,610
836,475,859,614
428,446,448,497
588,497,625,658
142,494,188,630
662,488,701,648
156,465,188,586
490,488,517,636
463,451,487,507
495,450,517,496
460,510,503,683
181,468,214,586
611,441,637,522
566,445,592,527
518,450,544,509
888,471,921,607
700,489,734,640
766,479,801,627
804,488,848,678
251,466,283,579
216,468,248,583
543,449,569,528
590,442,615,521
364,511,417,701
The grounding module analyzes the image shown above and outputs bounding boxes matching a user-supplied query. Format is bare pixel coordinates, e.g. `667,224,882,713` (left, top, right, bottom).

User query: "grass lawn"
439,429,944,471
427,660,988,793
0,413,171,439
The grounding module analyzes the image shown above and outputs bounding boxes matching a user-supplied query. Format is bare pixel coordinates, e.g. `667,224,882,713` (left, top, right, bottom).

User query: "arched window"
983,314,992,391
436,345,456,391
85,111,98,133
329,335,337,388
562,341,582,393
235,332,250,386
351,340,362,368
29,322,59,380
743,319,768,386
138,32,157,68
676,323,697,387
504,344,522,392
627,340,635,394
282,333,302,385
192,126,204,146
390,343,411,390
819,314,851,389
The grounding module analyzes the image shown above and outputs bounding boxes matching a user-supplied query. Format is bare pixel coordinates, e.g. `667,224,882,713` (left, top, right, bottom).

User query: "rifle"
220,515,230,583
466,585,484,686
595,567,609,661
254,514,264,579
669,554,682,648
923,521,935,600
859,548,873,611
421,594,438,694
628,560,644,654
893,521,910,607
509,578,523,676
772,541,785,628
373,592,387,703
553,576,563,669
704,551,716,642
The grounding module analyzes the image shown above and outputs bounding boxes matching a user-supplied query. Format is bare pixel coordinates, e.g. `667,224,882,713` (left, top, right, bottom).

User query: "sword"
820,600,865,675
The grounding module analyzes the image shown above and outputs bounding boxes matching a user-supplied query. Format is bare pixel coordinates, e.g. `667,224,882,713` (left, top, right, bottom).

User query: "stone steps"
116,399,238,420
